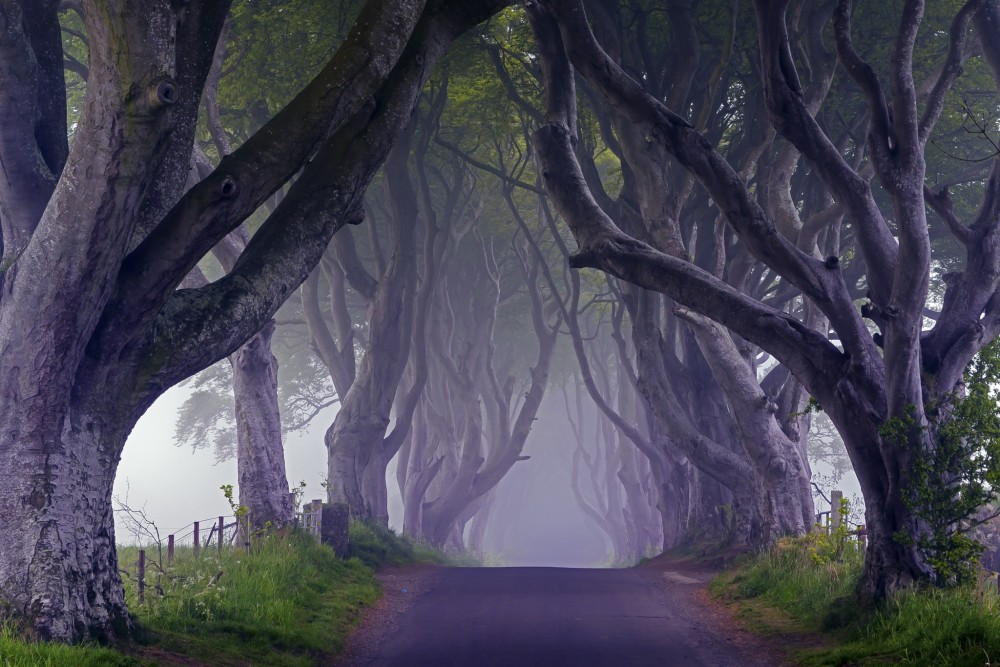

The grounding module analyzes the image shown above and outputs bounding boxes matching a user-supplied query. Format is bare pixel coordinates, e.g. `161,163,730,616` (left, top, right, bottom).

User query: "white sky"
113,385,332,544
113,384,863,556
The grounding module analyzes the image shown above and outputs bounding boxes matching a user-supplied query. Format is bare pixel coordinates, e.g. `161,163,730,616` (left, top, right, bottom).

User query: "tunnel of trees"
1,0,1000,644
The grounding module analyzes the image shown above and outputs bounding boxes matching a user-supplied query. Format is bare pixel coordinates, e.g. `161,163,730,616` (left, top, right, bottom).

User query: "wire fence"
120,500,336,605
119,513,249,605
815,489,867,547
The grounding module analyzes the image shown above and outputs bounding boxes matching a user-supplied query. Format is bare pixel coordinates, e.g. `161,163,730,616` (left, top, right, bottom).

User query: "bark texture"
232,322,294,530
526,0,1000,596
0,0,513,641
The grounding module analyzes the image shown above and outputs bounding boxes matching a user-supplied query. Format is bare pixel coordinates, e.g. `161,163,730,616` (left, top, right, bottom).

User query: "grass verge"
120,530,379,666
0,622,138,667
348,520,480,568
2,523,459,666
712,532,1000,666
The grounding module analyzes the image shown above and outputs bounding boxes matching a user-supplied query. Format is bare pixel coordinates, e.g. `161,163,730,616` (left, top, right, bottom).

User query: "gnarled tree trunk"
231,321,294,530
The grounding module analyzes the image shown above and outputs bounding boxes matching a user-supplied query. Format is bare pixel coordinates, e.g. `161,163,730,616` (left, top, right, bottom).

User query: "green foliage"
0,622,137,667
214,0,363,148
219,483,248,519
119,532,378,666
715,537,1000,666
800,396,823,415
807,584,1000,667
712,532,864,631
879,341,1000,586
347,521,480,569
808,498,864,567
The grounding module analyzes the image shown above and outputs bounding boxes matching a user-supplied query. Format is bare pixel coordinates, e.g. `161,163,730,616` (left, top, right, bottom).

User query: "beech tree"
449,12,817,550
321,93,454,523
396,219,560,548
0,0,511,642
525,0,1000,597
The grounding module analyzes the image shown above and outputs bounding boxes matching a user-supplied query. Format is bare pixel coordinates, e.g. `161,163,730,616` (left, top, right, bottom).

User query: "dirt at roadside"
331,563,441,666
639,552,831,666
126,645,215,667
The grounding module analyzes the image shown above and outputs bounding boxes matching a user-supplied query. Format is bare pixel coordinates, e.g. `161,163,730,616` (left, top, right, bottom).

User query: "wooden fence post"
244,511,252,556
167,534,174,567
138,549,146,605
831,490,844,532
218,516,225,554
320,502,350,557
193,521,200,559
311,499,323,536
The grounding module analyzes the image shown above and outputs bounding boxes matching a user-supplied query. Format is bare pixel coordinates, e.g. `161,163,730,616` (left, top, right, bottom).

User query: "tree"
449,10,817,550
0,0,512,642
525,0,1000,597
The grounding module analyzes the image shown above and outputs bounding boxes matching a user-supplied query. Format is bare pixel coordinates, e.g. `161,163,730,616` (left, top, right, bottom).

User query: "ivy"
881,340,1000,586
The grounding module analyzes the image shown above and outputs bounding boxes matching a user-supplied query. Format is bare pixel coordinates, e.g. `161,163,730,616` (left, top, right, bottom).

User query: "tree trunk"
325,417,380,518
0,0,513,642
467,492,496,559
861,492,935,599
0,410,130,641
325,132,417,520
231,321,293,530
360,444,390,526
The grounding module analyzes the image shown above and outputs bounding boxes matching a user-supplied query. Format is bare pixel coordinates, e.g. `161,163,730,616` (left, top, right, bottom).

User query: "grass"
2,523,459,667
0,622,138,667
119,529,380,666
712,531,1000,666
348,520,481,568
813,587,1000,666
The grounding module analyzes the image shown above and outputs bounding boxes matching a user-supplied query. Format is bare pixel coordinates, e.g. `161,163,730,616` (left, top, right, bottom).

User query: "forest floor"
335,554,810,666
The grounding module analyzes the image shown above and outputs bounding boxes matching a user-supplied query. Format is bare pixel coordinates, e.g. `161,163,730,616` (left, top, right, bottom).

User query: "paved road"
352,567,768,667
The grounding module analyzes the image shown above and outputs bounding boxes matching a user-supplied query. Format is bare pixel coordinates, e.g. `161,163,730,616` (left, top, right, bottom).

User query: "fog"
115,387,610,566
113,386,330,545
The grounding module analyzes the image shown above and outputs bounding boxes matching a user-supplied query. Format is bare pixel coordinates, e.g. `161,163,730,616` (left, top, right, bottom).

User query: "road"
342,566,776,667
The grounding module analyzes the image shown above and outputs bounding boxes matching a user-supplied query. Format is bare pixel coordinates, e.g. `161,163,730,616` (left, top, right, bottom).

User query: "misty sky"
112,384,612,565
114,382,859,562
113,386,330,545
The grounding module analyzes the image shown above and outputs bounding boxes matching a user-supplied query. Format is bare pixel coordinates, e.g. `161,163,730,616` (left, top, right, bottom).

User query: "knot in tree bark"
219,176,239,199
148,79,179,110
768,455,788,477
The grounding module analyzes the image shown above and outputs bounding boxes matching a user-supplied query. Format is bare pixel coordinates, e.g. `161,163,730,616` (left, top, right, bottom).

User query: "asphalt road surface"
348,566,772,667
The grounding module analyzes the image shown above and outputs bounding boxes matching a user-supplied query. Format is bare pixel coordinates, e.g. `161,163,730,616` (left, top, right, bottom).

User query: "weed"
119,530,379,666
347,520,480,569
0,622,137,667
714,531,1000,666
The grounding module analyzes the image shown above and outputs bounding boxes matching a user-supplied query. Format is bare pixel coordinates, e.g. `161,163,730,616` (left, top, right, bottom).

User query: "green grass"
713,532,1000,666
119,530,379,666
810,586,1000,666
0,622,138,667
710,533,865,631
2,524,469,666
347,520,481,569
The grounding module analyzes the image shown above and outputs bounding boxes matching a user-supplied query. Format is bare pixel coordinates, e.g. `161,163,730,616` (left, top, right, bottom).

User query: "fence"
815,489,867,547
124,500,349,606
127,513,247,605
300,499,324,538
297,499,350,557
